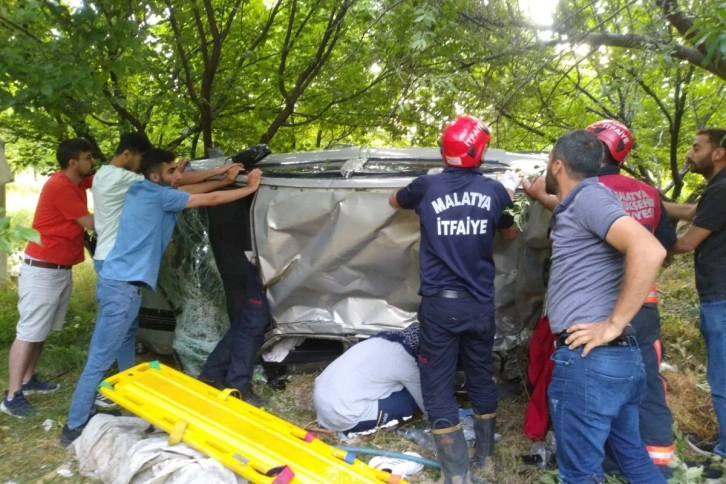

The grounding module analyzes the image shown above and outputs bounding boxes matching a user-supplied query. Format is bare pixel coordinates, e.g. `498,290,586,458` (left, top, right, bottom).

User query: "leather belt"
555,333,638,349
433,289,473,299
23,258,71,270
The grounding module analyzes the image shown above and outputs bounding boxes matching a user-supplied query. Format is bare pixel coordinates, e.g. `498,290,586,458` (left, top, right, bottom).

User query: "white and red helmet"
440,115,492,168
586,120,634,164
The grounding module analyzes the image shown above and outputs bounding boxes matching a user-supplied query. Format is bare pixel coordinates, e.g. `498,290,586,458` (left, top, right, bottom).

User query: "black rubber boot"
432,422,471,484
471,413,496,482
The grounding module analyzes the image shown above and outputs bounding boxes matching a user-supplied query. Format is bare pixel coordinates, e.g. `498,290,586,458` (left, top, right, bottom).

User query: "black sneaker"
687,434,717,456
199,375,225,390
90,406,122,418
704,465,724,481
60,423,84,447
1,390,35,418
684,459,724,480
60,408,122,447
22,374,59,394
240,386,267,408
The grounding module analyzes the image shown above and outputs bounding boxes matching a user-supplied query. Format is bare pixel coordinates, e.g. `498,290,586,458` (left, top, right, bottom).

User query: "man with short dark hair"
665,128,726,457
2,139,95,418
544,129,666,483
525,120,678,474
92,133,247,386
90,133,152,391
62,148,261,446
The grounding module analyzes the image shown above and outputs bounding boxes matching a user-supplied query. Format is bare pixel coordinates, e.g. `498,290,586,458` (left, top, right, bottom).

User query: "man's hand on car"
215,162,244,177
223,165,245,184
499,170,521,197
246,168,262,190
521,174,546,199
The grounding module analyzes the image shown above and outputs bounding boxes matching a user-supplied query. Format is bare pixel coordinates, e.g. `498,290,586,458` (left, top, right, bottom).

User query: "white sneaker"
368,452,424,477
95,393,118,408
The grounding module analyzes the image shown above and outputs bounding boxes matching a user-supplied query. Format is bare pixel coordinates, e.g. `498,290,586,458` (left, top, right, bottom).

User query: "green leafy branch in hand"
0,211,39,255
504,193,531,232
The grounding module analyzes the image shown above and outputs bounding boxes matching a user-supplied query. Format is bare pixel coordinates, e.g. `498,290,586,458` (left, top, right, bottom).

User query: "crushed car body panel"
144,146,551,372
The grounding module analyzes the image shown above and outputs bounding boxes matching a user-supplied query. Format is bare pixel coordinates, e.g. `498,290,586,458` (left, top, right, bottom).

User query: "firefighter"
389,115,517,482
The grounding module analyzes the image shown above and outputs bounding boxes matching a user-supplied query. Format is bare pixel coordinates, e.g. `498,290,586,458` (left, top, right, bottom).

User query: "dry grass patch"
666,368,718,441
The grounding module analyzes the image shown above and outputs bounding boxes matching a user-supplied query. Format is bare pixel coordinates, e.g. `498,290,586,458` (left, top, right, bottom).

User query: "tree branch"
576,33,726,80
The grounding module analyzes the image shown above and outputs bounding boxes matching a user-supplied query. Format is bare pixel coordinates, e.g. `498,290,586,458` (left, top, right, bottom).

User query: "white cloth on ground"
69,414,247,484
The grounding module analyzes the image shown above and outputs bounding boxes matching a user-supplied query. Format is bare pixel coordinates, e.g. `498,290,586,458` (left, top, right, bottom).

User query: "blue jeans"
67,277,141,429
93,259,138,371
548,343,664,483
344,389,418,433
699,299,726,457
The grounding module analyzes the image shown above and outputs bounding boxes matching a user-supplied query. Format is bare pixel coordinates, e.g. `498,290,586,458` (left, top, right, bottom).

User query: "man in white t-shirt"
314,323,424,434
92,133,244,393
92,133,152,265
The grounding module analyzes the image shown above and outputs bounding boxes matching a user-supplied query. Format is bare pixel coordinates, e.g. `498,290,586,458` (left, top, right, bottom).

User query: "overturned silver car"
138,147,552,375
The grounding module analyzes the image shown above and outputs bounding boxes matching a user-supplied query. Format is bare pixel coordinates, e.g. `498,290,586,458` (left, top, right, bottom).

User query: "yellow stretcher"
99,361,407,484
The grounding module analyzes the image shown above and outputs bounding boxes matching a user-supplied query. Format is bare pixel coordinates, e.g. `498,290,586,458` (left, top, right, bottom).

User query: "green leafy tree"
0,0,724,197
0,211,39,255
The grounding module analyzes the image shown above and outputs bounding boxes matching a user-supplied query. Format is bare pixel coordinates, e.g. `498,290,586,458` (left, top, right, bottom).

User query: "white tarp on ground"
69,414,247,483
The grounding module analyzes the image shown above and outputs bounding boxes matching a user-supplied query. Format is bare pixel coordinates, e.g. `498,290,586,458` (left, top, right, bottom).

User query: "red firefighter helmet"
440,115,492,168
586,120,634,164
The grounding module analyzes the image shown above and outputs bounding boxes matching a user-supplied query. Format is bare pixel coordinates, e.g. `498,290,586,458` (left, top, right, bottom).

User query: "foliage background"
0,0,724,199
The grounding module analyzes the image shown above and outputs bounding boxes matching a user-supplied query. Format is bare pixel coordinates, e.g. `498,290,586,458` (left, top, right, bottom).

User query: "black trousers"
201,258,268,391
418,295,497,428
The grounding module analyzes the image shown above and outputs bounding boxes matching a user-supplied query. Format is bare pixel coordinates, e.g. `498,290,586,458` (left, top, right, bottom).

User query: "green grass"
0,262,99,483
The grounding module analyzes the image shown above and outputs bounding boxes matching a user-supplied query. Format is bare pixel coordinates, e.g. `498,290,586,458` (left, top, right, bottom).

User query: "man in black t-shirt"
665,128,726,457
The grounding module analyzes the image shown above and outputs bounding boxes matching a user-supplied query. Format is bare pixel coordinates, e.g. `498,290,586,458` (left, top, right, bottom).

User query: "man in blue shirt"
61,148,262,446
390,115,517,483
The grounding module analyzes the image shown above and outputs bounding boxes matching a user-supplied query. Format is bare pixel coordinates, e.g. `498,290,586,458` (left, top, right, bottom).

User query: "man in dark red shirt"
2,138,94,418
589,120,676,474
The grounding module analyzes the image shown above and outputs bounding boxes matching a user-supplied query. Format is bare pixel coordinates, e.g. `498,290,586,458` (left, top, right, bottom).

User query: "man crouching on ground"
61,149,261,446
545,130,666,483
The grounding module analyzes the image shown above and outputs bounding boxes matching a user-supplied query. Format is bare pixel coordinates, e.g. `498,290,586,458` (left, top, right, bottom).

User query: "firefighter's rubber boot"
432,422,471,484
471,413,496,482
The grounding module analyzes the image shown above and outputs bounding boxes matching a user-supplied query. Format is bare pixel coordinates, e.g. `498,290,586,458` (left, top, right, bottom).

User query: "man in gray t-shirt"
547,179,626,333
544,130,666,483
